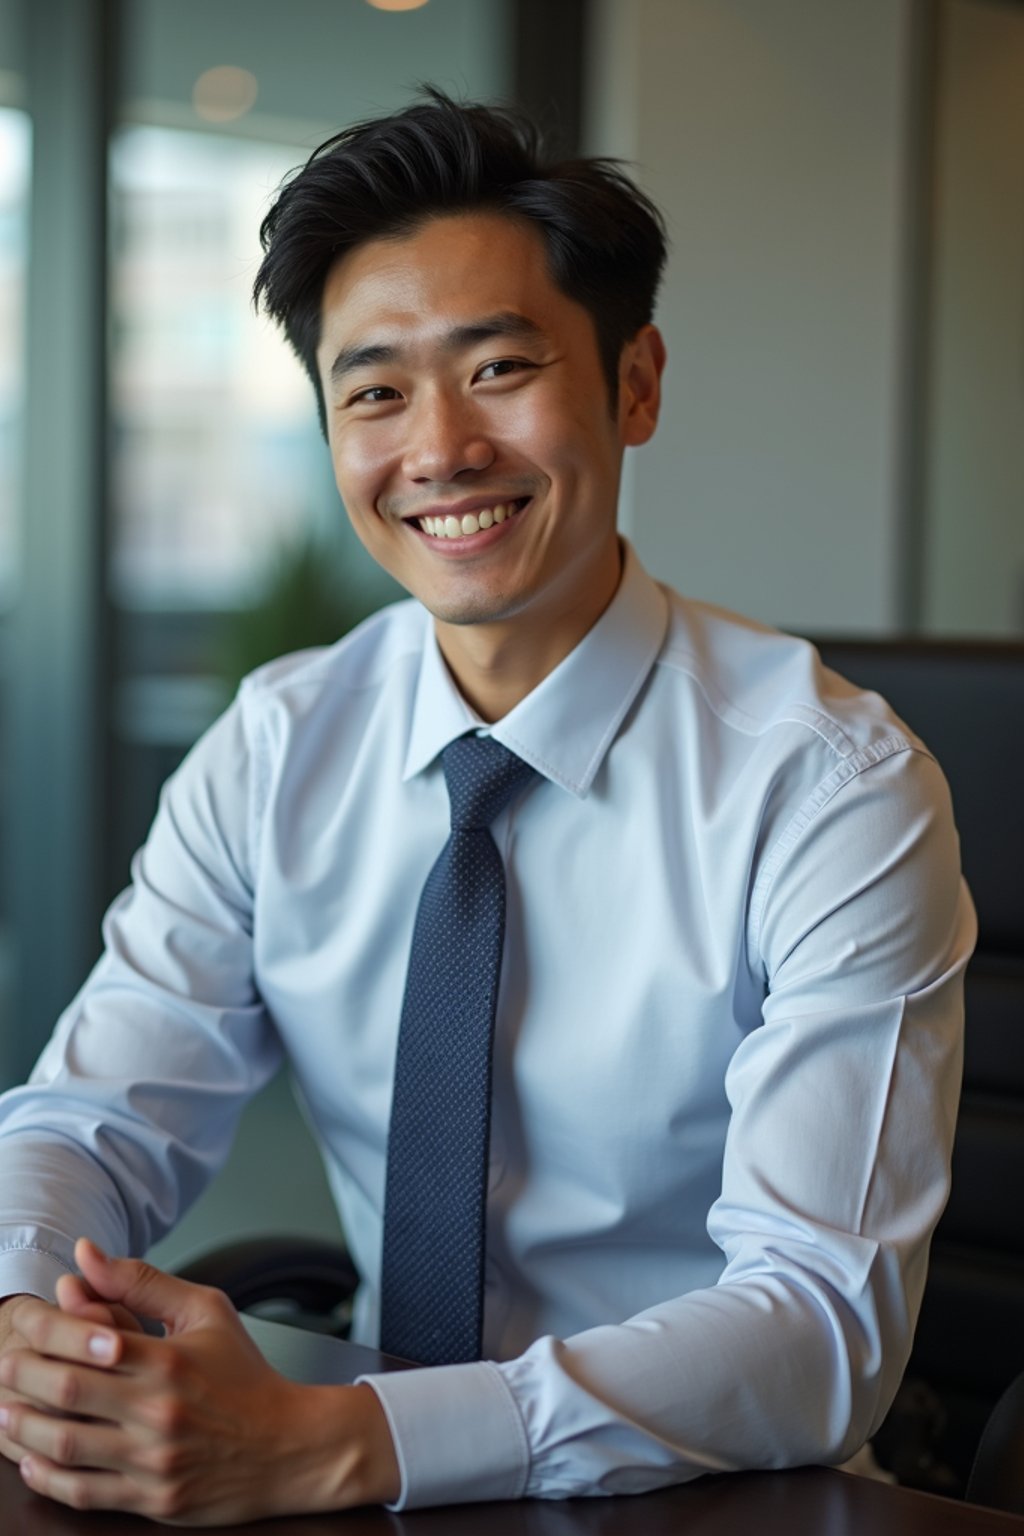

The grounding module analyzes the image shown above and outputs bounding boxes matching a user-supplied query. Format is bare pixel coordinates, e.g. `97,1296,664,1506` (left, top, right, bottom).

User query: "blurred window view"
0,106,29,603
109,127,324,609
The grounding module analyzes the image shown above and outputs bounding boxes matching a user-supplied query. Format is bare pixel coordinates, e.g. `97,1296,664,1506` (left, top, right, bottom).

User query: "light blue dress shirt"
0,544,974,1508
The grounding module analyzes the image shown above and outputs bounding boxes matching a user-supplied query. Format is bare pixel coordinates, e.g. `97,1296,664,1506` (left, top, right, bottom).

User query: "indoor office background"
0,0,1021,1271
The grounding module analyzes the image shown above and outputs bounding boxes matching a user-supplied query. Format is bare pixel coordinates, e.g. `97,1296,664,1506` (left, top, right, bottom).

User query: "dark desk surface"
1,1317,1020,1534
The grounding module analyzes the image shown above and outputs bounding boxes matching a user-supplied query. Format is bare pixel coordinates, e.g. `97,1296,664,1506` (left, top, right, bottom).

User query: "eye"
349,385,401,405
475,358,532,382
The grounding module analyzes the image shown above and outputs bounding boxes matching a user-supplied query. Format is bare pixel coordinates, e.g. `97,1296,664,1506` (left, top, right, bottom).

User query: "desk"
1,1317,1019,1534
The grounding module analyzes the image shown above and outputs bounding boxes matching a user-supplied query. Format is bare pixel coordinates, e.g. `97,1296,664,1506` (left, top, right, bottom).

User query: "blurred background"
0,0,1021,1264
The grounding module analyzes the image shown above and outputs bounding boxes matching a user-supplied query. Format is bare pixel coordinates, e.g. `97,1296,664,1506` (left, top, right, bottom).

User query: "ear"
618,325,666,447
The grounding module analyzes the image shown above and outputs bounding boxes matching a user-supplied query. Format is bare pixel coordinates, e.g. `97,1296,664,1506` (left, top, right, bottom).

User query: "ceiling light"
192,66,259,124
365,0,430,11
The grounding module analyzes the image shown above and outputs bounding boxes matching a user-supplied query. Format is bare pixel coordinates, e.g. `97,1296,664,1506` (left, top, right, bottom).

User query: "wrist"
0,1295,32,1351
284,1381,401,1512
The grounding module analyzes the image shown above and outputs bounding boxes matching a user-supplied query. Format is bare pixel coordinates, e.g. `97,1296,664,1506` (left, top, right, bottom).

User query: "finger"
0,1349,131,1421
3,1295,55,1344
55,1274,143,1335
5,1298,121,1369
19,1453,144,1516
74,1239,210,1334
0,1400,125,1470
9,1292,122,1366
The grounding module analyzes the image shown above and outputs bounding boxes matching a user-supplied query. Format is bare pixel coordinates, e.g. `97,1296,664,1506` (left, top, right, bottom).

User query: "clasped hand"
0,1238,398,1524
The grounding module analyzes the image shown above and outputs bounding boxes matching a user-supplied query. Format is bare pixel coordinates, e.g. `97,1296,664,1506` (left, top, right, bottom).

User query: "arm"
362,746,974,1506
0,692,283,1300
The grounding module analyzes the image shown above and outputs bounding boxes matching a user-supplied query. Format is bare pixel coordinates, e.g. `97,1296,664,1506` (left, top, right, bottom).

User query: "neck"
434,543,624,722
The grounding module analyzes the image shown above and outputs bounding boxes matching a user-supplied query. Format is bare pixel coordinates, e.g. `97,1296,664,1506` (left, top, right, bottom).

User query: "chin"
424,586,528,628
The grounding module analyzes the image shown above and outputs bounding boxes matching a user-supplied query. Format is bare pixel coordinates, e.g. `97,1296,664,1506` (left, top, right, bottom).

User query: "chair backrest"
814,638,1024,1493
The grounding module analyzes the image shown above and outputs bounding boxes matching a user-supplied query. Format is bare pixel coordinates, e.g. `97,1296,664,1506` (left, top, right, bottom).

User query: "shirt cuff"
358,1359,530,1509
0,1239,75,1303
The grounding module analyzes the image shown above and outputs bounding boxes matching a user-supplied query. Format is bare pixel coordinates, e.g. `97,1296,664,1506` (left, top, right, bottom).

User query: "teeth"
419,501,522,539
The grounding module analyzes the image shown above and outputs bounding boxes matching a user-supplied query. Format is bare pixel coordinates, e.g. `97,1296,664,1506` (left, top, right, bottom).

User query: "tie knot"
442,735,536,831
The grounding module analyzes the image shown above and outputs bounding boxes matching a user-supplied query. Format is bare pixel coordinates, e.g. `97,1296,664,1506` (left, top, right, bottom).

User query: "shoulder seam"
655,642,865,759
748,734,932,958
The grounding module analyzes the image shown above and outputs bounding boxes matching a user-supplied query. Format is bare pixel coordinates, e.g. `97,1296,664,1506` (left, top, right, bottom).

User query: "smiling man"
0,91,973,1523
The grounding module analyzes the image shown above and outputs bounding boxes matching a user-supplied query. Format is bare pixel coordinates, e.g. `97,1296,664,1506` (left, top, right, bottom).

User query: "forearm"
363,1258,894,1508
0,1134,134,1297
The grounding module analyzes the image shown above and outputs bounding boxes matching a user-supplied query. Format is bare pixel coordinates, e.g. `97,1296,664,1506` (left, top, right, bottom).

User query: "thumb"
56,1271,145,1335
73,1239,204,1334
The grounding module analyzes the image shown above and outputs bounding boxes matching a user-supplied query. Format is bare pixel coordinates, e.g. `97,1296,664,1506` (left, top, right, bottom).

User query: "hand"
0,1282,135,1467
0,1238,400,1524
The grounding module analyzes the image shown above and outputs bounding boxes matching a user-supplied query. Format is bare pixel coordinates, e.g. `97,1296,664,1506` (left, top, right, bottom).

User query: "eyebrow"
328,311,545,387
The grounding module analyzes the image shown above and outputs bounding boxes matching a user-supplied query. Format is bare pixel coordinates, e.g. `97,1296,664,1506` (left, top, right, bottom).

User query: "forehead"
317,212,585,360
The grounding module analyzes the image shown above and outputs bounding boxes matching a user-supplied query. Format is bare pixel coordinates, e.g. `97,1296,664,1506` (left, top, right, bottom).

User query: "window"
109,127,325,608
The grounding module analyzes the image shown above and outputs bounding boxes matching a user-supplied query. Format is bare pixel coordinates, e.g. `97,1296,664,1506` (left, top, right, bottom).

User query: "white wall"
922,0,1024,636
586,0,919,634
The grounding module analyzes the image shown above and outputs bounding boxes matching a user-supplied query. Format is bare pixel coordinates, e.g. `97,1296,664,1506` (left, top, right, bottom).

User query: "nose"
400,387,495,483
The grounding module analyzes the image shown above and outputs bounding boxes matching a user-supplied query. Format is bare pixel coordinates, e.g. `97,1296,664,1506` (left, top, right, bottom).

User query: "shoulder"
653,586,922,769
236,597,427,736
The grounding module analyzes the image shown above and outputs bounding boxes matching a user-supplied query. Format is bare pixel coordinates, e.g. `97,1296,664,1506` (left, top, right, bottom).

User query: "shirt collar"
402,541,669,798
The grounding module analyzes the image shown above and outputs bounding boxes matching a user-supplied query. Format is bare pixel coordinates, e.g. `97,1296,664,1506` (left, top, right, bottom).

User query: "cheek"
330,432,393,512
495,395,586,484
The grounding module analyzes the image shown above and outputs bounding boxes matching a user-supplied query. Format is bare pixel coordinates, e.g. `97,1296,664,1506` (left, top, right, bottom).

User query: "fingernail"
20,1457,34,1483
88,1332,117,1362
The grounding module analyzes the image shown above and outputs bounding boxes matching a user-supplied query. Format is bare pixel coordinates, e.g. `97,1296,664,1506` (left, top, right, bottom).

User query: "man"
0,91,973,1522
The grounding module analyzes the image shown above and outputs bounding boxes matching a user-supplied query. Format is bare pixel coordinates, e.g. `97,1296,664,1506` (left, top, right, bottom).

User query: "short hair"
253,87,667,434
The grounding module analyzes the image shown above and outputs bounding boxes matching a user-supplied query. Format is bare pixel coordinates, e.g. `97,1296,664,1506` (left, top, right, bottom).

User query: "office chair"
177,1233,359,1337
965,1369,1024,1516
814,638,1024,1508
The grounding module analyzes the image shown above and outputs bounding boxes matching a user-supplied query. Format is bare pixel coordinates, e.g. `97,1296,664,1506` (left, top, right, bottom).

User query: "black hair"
253,87,667,434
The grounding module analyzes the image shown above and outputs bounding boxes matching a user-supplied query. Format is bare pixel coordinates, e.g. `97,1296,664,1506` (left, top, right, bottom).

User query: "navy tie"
380,734,536,1365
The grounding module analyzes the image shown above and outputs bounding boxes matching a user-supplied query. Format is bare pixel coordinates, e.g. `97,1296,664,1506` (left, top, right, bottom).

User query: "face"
316,213,664,668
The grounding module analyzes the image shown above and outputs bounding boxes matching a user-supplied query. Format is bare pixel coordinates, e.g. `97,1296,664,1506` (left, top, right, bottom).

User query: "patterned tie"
380,734,536,1365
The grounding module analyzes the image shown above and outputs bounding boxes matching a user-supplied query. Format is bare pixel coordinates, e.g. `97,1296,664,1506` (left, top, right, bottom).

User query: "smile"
416,498,529,540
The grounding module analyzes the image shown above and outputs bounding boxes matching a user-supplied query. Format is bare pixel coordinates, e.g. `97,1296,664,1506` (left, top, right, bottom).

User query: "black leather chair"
177,1233,359,1337
965,1368,1024,1515
814,638,1024,1502
180,638,1024,1509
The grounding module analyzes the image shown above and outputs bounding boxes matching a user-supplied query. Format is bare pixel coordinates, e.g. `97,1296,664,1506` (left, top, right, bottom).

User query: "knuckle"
54,1369,80,1412
144,1392,185,1438
204,1285,235,1319
152,1483,187,1521
145,1440,185,1479
152,1346,181,1385
53,1424,77,1465
65,1475,93,1511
